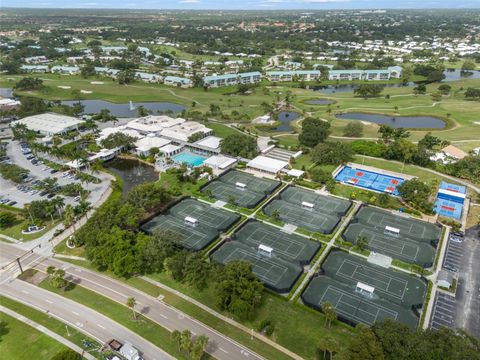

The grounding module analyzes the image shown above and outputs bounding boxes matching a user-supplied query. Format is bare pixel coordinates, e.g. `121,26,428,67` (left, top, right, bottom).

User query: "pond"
0,88,13,97
304,99,335,105
103,158,159,196
335,112,446,129
271,111,301,132
61,100,186,118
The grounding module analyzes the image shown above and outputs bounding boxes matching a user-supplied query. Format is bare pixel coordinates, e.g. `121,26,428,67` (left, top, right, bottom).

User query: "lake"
272,111,301,132
61,100,186,118
335,112,446,129
0,88,13,97
103,158,159,196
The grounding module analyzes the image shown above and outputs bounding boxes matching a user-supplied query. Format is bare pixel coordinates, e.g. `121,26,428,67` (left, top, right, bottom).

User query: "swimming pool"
335,165,405,195
172,152,207,167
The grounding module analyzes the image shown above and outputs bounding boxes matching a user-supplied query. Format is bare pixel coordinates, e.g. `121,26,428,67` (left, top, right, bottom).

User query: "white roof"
287,169,305,178
97,126,142,142
159,144,183,154
127,115,185,133
0,98,20,106
160,121,211,143
194,136,221,149
356,282,375,293
247,155,288,173
12,113,84,134
185,216,197,223
438,188,466,199
203,155,237,169
302,201,314,208
135,136,170,152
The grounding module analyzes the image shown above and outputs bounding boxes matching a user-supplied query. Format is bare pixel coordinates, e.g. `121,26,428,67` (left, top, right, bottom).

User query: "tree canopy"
299,117,331,148
220,134,258,159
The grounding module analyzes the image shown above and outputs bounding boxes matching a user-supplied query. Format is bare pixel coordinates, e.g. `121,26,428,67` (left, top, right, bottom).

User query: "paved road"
0,243,265,360
0,305,96,360
1,279,174,360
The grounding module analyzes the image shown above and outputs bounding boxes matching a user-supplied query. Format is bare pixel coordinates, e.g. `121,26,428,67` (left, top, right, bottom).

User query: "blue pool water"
172,152,207,167
335,165,405,195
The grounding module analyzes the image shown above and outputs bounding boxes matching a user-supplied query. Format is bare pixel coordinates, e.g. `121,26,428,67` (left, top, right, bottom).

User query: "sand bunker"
90,81,104,85
57,85,71,89
80,90,92,94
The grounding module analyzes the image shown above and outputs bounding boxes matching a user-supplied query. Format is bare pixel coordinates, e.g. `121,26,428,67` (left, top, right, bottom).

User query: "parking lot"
442,235,464,273
0,140,110,210
430,292,457,330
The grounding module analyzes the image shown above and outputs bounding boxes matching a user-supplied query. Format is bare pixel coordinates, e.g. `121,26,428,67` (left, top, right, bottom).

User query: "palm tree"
271,209,280,221
63,204,76,229
52,196,65,217
321,301,337,329
126,297,137,319
356,235,368,251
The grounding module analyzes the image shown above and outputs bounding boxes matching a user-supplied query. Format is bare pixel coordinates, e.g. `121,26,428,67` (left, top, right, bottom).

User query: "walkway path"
290,201,362,301
0,305,96,360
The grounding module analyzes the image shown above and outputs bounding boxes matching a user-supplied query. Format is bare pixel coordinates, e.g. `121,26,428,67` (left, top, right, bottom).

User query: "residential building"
20,65,49,73
164,76,193,88
51,66,80,75
203,71,261,88
266,70,320,82
135,71,162,83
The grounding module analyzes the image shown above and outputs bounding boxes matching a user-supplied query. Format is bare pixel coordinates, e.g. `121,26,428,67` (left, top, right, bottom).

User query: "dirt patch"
18,268,47,285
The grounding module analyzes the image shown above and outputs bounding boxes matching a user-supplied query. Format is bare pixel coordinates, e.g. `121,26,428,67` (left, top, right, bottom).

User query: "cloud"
178,0,200,3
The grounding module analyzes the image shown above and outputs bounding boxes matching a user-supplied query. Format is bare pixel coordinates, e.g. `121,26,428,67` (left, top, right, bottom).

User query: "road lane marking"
160,314,168,319
21,290,29,294
45,299,53,304
97,324,105,329
72,311,79,315
219,348,229,354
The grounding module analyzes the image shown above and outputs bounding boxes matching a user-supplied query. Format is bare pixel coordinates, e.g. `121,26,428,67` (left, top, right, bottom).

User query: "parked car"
46,193,55,199
452,231,464,238
7,200,17,206
449,236,463,243
50,169,58,174
74,196,81,202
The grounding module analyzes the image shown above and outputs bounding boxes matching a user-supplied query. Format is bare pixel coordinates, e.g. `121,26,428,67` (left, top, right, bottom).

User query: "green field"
0,311,69,360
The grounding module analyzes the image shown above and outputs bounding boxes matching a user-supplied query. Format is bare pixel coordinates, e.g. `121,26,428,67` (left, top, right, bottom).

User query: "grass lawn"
0,311,69,360
148,272,355,360
207,122,244,138
158,171,208,196
0,207,58,242
0,295,101,355
38,279,201,360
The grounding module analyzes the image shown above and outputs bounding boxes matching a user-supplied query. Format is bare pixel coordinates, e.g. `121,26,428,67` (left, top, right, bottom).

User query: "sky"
2,0,480,9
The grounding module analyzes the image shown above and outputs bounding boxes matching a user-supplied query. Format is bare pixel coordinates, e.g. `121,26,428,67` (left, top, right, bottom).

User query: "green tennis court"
322,251,426,306
280,186,352,214
263,186,351,234
263,200,341,234
141,198,240,251
201,170,280,208
211,241,303,293
302,276,419,329
343,223,436,266
233,220,321,265
355,206,441,242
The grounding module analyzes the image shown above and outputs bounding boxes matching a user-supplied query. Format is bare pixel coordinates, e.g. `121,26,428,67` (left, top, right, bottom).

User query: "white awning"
259,244,273,254
385,226,400,234
302,201,314,209
356,282,374,294
235,182,247,189
185,216,197,225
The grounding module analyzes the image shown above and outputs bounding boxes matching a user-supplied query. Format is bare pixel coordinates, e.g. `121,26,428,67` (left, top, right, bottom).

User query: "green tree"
0,212,16,229
321,301,337,328
465,87,480,99
191,335,209,360
461,60,476,71
215,260,264,319
126,297,137,319
299,117,331,148
220,134,258,158
100,132,138,150
347,326,385,360
356,235,368,251
413,84,427,95
14,77,44,91
50,349,81,360
354,84,385,98
311,141,353,165
164,253,187,281
343,122,363,137
438,84,451,95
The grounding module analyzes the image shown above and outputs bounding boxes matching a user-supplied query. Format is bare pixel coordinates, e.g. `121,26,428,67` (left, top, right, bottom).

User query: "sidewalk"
0,305,96,360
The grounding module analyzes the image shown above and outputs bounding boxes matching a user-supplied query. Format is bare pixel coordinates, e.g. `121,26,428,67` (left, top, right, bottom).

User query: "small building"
51,66,80,75
203,155,237,172
193,136,222,151
159,144,183,157
164,76,193,88
203,71,261,88
0,98,21,111
135,71,162,83
11,113,85,136
20,65,49,73
430,145,467,164
94,67,120,78
437,269,455,289
266,70,320,82
247,155,289,175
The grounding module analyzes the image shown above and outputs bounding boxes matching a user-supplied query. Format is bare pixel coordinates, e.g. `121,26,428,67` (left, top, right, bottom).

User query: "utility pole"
16,258,23,273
